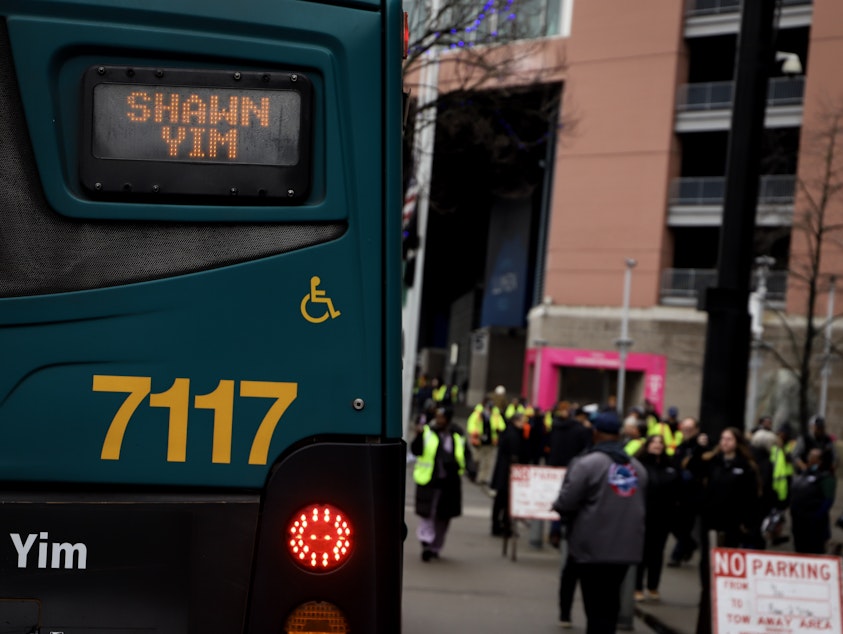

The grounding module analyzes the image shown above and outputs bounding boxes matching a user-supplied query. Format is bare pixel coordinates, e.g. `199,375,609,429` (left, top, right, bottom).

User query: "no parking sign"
713,547,843,634
509,465,566,520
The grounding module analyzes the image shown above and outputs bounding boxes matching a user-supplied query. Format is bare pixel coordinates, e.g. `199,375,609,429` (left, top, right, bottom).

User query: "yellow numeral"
240,380,298,465
95,375,297,465
94,375,152,460
194,380,235,464
149,377,190,462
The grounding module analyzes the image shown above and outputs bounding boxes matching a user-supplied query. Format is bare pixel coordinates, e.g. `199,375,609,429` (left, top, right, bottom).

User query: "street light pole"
745,255,774,431
819,275,836,419
615,259,636,417
532,338,548,409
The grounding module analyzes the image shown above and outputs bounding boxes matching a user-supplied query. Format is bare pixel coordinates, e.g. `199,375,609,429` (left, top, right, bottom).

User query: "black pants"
670,507,698,562
636,524,669,592
491,489,511,536
559,553,578,621
579,562,629,634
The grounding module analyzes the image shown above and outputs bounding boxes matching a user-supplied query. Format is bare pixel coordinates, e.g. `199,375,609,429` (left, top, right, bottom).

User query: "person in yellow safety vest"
771,423,796,507
505,397,527,422
411,405,474,561
431,377,448,404
623,417,645,456
449,383,460,405
466,399,506,488
647,406,683,456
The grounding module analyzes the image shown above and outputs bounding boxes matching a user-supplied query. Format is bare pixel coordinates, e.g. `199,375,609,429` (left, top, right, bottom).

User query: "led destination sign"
80,66,312,201
94,84,301,165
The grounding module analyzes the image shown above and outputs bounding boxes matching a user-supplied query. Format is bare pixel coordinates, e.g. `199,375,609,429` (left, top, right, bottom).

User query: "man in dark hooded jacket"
552,411,647,634
547,401,592,548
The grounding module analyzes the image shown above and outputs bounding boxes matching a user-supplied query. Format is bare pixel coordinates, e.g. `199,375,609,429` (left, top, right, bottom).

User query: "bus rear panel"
0,0,405,631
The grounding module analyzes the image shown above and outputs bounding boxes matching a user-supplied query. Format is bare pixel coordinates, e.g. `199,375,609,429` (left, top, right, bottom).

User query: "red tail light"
287,504,352,571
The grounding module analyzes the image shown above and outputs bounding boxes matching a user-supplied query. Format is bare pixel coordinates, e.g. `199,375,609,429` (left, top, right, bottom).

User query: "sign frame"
79,65,313,203
712,546,843,634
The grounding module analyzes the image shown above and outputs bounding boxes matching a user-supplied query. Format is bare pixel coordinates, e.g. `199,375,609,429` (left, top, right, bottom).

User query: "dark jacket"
688,446,761,535
790,466,836,552
636,452,681,529
491,422,529,492
548,416,592,467
552,441,647,564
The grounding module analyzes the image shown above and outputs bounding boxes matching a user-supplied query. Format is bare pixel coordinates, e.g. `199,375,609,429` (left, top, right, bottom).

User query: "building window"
404,0,572,49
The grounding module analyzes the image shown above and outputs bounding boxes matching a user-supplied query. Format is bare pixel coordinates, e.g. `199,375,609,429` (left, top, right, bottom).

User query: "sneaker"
646,590,660,601
559,620,572,629
633,591,645,602
421,549,433,562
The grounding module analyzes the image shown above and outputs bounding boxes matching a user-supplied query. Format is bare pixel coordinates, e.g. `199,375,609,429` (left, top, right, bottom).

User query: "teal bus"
0,0,406,632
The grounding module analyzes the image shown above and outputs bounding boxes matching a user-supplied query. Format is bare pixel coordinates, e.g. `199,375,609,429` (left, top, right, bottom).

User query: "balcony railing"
669,175,796,206
660,268,788,304
685,0,810,16
676,77,805,112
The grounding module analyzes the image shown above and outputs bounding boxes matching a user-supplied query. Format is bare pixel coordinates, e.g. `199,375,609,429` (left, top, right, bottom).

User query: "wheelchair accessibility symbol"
301,276,341,324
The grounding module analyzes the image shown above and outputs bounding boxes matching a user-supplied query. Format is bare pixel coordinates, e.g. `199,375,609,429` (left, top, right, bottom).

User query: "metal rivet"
94,182,103,191
287,189,295,197
155,69,164,78
123,183,132,191
233,72,242,80
230,187,239,195
126,68,135,77
352,399,365,411
152,185,160,193
97,67,105,75
291,74,298,82
262,74,270,82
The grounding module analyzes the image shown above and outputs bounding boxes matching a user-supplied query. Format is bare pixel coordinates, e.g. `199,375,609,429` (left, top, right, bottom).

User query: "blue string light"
409,0,524,56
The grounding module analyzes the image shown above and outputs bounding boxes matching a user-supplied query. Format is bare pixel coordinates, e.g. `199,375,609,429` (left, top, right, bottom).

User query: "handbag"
762,508,785,539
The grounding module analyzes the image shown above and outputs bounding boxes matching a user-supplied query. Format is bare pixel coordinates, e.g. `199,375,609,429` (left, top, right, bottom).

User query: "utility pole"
696,0,777,633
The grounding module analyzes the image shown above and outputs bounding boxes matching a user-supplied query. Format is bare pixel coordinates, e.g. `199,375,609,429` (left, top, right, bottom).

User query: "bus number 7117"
93,374,298,465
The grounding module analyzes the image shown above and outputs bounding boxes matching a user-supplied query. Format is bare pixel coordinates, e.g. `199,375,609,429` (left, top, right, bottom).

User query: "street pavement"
402,437,843,634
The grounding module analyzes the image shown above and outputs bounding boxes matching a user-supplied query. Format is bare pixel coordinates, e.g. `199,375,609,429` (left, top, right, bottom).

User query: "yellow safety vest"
466,405,505,442
647,419,682,456
625,438,644,456
505,403,525,420
413,426,466,486
770,445,794,502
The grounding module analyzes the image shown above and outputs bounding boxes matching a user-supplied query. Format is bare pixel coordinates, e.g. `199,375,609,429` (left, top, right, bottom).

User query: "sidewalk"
629,542,703,634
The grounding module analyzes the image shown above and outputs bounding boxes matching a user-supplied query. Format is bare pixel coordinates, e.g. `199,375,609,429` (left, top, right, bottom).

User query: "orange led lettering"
126,90,278,160
209,128,237,159
188,127,205,158
126,91,151,122
210,95,238,126
154,93,180,123
161,126,187,157
181,95,207,125
240,97,270,127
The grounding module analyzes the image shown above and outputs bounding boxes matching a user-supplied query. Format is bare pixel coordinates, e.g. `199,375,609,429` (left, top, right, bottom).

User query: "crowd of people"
409,380,842,633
